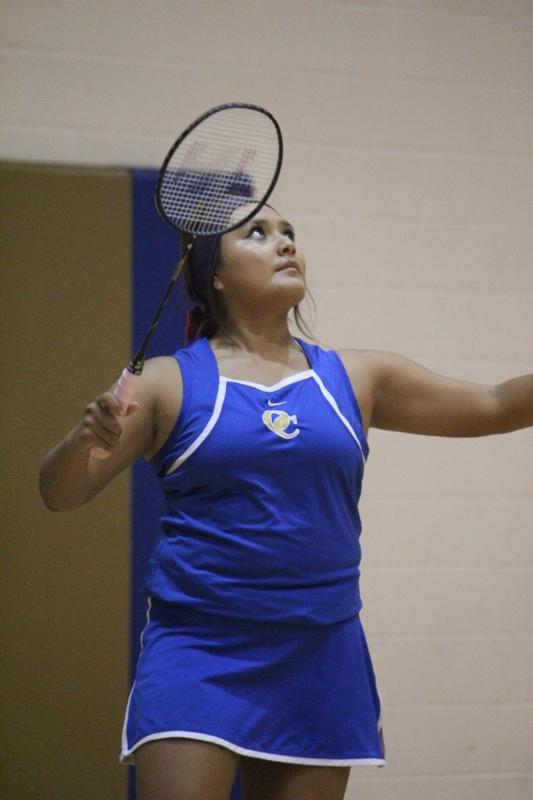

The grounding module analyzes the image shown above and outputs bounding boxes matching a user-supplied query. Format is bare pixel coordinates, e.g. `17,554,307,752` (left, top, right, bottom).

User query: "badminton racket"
93,102,283,457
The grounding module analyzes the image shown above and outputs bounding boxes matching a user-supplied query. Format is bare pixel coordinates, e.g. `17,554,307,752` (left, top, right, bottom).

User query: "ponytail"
184,304,219,345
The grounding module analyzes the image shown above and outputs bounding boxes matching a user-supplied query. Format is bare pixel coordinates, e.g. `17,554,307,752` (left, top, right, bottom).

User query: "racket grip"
91,366,141,460
114,365,141,410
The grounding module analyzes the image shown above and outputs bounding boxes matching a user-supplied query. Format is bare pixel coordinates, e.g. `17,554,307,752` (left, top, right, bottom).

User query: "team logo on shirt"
262,406,300,439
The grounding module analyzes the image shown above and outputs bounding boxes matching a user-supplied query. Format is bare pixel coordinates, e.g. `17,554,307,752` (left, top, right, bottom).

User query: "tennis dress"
120,336,386,766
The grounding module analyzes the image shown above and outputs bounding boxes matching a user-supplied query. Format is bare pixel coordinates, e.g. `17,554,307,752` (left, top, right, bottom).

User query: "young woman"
39,204,532,800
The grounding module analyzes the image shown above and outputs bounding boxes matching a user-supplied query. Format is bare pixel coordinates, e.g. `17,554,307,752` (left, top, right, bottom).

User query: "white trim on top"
164,368,365,475
311,372,366,462
164,372,315,475
220,369,315,392
119,729,386,768
165,378,227,475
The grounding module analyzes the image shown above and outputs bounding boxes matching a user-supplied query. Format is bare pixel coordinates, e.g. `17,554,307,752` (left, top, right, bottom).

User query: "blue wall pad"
129,169,242,799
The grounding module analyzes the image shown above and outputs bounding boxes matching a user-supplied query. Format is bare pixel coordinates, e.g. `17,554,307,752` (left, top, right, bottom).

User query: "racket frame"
154,101,283,237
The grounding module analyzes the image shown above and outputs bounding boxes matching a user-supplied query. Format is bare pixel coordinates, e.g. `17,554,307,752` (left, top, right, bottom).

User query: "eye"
283,227,296,241
248,224,265,239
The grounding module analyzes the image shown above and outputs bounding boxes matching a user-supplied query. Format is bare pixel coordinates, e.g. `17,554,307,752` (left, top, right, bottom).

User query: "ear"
213,273,224,291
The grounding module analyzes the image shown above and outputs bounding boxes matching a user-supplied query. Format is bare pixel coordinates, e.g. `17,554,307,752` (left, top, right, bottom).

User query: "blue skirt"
120,599,386,767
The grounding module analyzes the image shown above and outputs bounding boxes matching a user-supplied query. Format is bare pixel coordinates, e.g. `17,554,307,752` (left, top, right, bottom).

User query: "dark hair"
182,228,316,345
182,233,224,342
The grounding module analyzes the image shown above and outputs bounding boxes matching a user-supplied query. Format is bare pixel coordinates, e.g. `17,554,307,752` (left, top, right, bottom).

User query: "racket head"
155,102,283,237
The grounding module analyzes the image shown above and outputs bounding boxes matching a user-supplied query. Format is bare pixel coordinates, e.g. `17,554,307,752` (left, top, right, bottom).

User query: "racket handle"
91,366,141,460
114,365,141,409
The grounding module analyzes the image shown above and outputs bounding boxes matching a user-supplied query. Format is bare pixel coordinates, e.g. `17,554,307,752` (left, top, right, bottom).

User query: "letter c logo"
262,409,300,440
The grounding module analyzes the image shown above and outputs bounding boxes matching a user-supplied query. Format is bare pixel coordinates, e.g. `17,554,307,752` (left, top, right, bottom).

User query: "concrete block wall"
2,2,532,798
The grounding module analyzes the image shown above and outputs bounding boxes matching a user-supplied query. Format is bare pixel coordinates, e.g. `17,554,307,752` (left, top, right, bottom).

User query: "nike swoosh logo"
267,399,287,407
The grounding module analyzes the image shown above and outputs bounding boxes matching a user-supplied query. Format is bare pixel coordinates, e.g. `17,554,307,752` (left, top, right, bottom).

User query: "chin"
283,285,306,307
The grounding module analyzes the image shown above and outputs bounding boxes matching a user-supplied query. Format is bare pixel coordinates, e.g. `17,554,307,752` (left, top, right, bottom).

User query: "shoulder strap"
150,337,220,473
295,338,369,458
174,337,219,421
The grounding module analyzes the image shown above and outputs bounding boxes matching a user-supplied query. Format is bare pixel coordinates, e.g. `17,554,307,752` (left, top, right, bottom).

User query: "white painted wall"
2,2,532,797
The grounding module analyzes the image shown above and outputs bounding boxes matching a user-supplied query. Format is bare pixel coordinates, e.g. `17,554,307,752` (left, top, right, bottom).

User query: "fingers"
76,392,138,457
125,401,140,417
98,392,126,419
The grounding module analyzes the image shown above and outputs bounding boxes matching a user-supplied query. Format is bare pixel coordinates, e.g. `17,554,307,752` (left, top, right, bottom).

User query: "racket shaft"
90,245,192,459
131,242,193,369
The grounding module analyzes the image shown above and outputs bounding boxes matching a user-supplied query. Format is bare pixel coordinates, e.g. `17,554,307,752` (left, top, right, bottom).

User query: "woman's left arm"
344,350,533,437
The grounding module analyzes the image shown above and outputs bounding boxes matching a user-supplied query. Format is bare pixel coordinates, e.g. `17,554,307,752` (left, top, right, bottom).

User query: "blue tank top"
146,336,369,626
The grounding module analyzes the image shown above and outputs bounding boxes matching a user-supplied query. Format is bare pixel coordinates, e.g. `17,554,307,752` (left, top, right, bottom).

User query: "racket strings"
158,107,280,236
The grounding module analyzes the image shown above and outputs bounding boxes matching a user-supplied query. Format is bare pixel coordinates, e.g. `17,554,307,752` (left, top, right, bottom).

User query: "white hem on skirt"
119,730,386,767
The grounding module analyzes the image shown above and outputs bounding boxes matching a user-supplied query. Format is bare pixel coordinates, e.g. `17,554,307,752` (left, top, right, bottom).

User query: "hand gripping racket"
93,102,283,457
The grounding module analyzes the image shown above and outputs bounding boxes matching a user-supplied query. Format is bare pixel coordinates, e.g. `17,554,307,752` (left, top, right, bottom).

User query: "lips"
275,259,300,272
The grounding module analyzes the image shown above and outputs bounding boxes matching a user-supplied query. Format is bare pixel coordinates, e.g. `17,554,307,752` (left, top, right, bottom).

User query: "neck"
211,315,298,360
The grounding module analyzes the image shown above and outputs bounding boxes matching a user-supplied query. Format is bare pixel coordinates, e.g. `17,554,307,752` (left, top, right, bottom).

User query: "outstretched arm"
341,350,533,437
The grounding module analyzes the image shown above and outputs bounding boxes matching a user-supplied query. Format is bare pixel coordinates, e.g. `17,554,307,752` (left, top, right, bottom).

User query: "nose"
277,233,296,255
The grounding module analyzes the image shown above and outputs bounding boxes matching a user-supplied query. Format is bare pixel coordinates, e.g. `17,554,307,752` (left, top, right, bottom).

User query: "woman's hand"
39,356,182,512
39,388,144,511
77,392,139,458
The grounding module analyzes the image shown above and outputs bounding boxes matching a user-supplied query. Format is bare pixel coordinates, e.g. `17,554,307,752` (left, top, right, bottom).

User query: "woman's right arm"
39,357,181,511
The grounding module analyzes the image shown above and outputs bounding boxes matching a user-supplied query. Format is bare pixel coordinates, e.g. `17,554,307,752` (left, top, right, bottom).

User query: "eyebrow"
246,217,295,231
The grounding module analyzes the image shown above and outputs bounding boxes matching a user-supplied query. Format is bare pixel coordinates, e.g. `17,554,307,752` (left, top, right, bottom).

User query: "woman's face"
214,205,306,312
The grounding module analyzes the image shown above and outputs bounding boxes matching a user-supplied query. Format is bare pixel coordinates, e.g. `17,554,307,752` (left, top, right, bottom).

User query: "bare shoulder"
334,348,384,436
336,348,417,386
140,356,183,460
126,355,182,418
334,348,419,435
335,347,381,372
139,355,182,396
